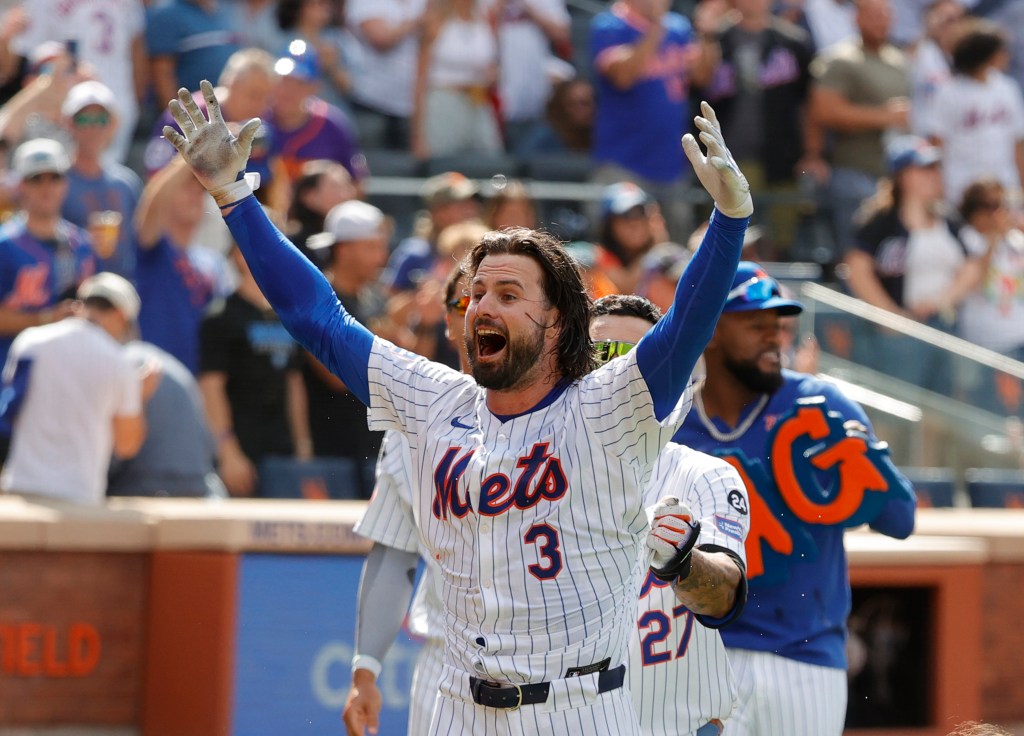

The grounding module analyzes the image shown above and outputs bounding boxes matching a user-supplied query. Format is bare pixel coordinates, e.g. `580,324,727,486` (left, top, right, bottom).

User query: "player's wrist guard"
210,172,260,210
650,519,701,582
351,654,382,679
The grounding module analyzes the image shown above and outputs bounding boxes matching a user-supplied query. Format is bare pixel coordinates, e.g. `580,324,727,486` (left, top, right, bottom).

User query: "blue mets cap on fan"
722,261,803,316
600,182,651,219
885,135,941,176
274,39,320,81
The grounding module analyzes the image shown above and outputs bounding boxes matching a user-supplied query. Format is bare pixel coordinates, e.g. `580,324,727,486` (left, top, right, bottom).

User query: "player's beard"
723,353,784,395
467,321,547,391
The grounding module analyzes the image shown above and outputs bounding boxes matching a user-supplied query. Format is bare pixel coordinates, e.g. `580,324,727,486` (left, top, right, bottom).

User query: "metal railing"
798,281,1024,486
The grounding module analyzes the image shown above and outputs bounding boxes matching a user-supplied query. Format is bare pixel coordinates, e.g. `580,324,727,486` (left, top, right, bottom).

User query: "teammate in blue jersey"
164,81,751,734
672,261,917,735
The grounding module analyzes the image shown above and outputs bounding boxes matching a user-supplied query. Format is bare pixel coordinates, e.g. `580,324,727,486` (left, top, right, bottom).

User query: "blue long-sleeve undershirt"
224,195,748,416
635,209,748,421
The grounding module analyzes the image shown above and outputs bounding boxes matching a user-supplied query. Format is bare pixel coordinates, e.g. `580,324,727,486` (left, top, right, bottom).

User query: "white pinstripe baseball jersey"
726,649,847,736
356,429,446,642
629,445,749,736
366,337,691,692
356,430,447,735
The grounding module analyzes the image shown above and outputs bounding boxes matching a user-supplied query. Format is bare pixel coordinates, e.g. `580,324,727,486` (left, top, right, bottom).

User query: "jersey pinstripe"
430,672,640,736
629,445,749,736
356,430,445,735
726,649,847,736
366,338,691,694
410,638,446,736
356,430,445,641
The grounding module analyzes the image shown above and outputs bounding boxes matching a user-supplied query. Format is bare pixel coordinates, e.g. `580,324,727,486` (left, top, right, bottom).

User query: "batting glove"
163,80,261,209
647,496,702,582
682,101,753,219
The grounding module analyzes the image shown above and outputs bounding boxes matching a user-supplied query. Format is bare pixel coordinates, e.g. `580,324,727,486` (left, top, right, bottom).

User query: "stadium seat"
965,468,1024,508
350,110,390,150
899,466,957,508
524,152,594,182
363,148,424,178
424,153,522,181
258,457,362,500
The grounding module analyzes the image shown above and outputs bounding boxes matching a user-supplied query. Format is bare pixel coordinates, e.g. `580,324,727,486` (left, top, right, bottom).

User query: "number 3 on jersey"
638,605,695,665
524,523,562,580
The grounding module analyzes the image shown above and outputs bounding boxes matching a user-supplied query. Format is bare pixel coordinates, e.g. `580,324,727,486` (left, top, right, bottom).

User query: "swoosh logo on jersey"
451,416,474,429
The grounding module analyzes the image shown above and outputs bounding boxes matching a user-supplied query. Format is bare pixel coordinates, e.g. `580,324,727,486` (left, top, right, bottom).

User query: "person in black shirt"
302,199,390,499
199,242,309,496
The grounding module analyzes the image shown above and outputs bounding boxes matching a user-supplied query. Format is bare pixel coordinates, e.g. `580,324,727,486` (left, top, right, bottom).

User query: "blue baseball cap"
885,135,941,176
722,262,803,316
600,182,650,219
274,39,320,82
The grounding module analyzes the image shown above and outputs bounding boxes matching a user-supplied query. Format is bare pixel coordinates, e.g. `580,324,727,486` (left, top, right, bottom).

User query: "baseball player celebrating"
591,295,749,736
344,267,471,736
163,83,752,733
673,262,917,735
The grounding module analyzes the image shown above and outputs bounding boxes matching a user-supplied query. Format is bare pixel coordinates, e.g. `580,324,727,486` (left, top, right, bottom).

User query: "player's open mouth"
760,350,781,367
477,328,507,359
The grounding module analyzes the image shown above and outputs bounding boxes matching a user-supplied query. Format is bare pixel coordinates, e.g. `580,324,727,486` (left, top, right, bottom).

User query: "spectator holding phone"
10,0,146,162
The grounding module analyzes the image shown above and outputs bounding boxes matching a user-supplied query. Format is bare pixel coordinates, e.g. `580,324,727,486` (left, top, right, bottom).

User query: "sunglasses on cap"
725,276,781,304
447,294,470,315
73,110,111,127
594,339,636,364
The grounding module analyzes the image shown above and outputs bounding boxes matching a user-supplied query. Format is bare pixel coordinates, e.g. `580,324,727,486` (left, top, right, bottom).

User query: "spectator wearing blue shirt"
146,0,240,109
134,156,232,374
590,0,719,240
60,81,142,280
0,139,94,369
0,138,95,465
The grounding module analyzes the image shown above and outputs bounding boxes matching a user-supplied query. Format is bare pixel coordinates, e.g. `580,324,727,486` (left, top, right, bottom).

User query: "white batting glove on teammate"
647,496,702,582
682,101,753,219
163,80,261,209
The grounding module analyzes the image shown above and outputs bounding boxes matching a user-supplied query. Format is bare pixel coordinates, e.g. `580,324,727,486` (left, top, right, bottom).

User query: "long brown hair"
464,228,597,381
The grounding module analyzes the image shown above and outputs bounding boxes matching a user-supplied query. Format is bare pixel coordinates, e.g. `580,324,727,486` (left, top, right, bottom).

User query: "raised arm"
635,102,752,419
163,81,374,405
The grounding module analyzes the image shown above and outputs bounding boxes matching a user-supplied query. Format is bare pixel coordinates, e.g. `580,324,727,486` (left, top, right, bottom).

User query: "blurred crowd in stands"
0,0,1020,501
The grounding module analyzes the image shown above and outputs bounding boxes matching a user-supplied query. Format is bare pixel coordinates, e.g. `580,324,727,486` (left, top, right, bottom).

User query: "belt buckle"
508,683,523,711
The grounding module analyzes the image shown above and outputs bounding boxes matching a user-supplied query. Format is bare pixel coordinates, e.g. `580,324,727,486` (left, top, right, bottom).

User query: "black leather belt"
469,664,626,709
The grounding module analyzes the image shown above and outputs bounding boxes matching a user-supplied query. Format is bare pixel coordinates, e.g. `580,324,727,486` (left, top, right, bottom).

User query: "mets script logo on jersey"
717,396,908,588
432,442,568,519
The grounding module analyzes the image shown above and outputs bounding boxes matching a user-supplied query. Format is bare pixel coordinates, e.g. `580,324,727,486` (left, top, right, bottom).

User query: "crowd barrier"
0,497,1021,735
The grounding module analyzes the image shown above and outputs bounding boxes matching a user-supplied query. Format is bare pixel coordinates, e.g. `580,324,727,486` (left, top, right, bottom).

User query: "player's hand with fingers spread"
682,101,753,219
342,669,383,736
647,496,702,582
163,79,261,209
